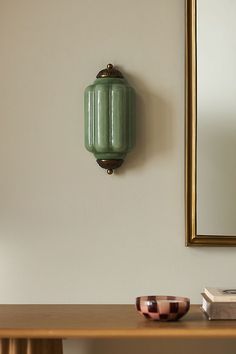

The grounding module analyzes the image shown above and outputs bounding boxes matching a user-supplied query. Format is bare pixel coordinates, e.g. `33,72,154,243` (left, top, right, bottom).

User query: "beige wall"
1,0,236,353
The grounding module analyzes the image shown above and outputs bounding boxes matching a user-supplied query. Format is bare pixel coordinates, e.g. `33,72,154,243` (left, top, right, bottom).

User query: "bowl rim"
136,295,190,302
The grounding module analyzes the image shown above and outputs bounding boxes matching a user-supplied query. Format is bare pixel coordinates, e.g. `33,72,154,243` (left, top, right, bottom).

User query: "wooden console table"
0,304,235,339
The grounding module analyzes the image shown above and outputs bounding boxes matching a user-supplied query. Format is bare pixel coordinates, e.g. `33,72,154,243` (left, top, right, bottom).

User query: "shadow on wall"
114,70,174,175
64,338,236,354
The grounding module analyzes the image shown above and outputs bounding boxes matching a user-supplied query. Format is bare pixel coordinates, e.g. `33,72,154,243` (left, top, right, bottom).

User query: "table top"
0,304,235,338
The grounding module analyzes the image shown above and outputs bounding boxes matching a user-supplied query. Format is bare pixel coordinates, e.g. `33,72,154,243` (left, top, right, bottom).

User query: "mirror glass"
197,0,236,236
185,0,236,245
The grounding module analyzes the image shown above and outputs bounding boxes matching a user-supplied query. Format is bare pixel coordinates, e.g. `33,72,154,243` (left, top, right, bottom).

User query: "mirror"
185,0,236,245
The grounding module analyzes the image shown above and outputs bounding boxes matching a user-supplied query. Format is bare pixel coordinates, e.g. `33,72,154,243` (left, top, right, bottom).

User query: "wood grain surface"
0,339,63,354
0,305,235,338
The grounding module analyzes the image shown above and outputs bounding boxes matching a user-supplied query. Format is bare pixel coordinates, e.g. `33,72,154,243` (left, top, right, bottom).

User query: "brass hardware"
96,64,123,79
96,159,124,175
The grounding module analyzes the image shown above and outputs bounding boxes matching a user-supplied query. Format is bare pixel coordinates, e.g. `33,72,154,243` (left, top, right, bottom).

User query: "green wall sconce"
84,64,135,175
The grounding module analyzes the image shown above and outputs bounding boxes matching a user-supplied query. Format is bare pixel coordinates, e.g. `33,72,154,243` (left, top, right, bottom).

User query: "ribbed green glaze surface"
84,78,135,160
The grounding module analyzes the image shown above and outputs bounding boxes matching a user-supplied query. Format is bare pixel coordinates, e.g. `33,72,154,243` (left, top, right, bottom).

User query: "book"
204,287,236,302
202,293,236,320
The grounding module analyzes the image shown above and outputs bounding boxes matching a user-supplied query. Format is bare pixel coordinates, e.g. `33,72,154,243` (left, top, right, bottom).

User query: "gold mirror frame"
185,0,236,246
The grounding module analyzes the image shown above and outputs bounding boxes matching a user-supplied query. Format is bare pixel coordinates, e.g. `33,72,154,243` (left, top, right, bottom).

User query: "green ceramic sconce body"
84,64,135,174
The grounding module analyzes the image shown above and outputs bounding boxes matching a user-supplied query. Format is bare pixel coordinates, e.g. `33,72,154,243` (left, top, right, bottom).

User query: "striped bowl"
136,296,190,321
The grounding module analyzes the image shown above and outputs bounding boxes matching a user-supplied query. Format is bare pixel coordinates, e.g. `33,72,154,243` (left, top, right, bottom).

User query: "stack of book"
202,287,236,320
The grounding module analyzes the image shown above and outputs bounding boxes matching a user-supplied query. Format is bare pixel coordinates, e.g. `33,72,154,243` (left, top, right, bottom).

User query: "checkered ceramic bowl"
136,296,190,321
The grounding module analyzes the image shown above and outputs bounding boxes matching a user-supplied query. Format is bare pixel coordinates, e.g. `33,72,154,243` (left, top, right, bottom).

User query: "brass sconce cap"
96,159,124,175
96,64,123,78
